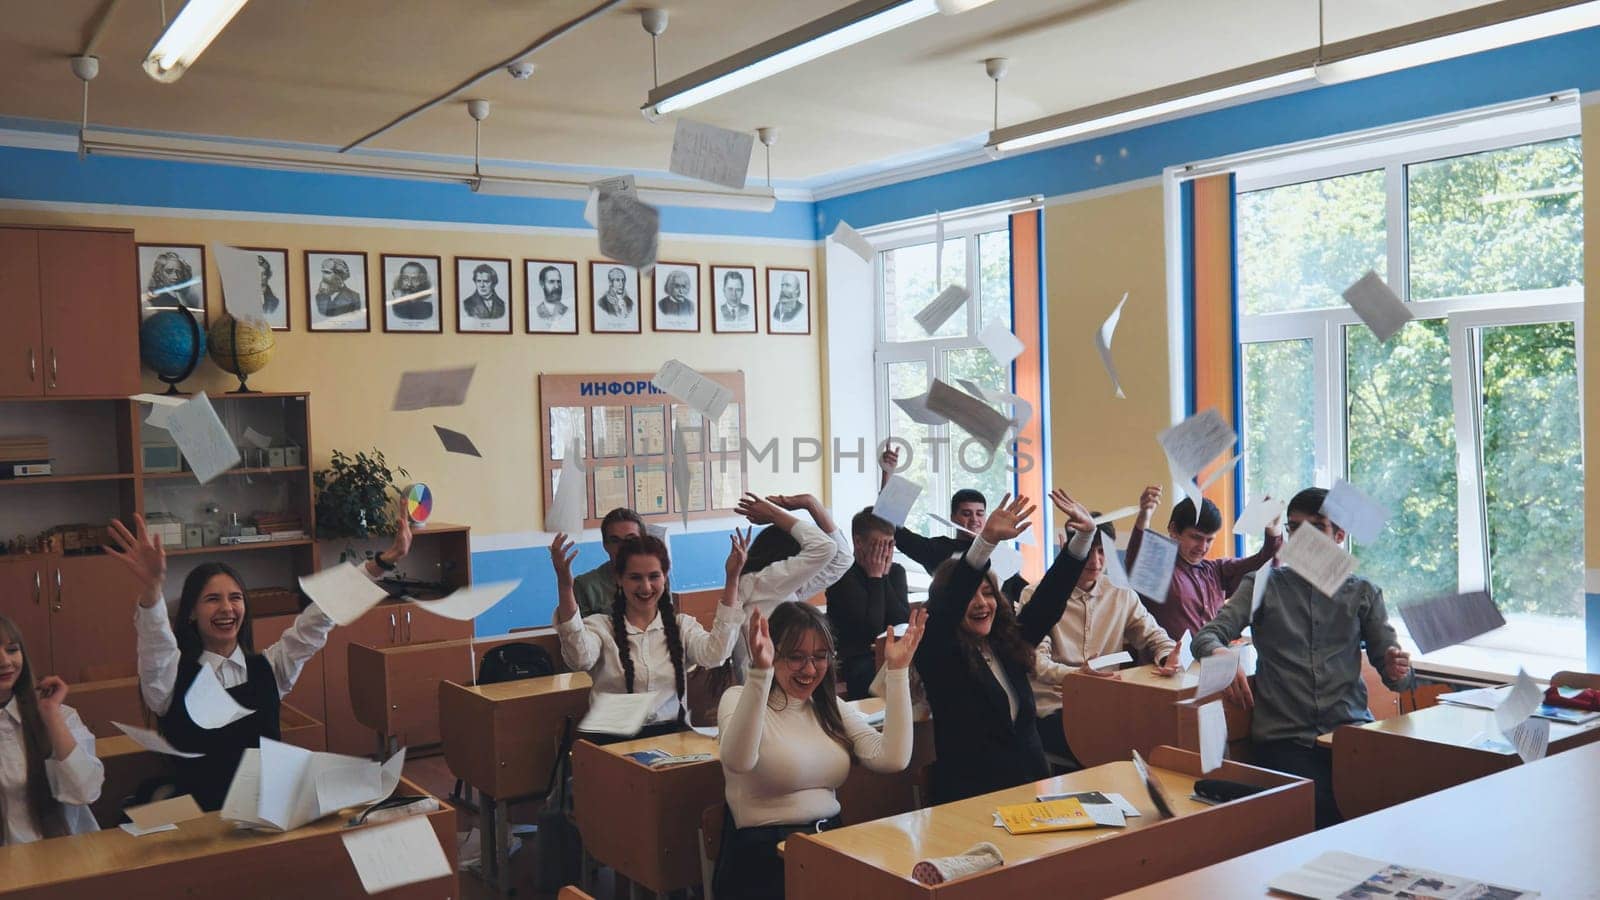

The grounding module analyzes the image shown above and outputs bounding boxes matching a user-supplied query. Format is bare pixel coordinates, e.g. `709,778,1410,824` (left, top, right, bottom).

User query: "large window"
1236,129,1583,629
873,218,1015,535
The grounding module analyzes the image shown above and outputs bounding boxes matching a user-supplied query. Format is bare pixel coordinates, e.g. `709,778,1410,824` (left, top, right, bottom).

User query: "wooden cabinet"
49,554,140,683
0,227,138,399
321,602,473,756
254,610,327,724
0,557,53,675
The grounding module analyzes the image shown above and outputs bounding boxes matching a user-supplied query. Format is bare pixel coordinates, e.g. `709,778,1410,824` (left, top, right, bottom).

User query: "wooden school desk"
0,778,458,900
1329,699,1600,818
349,628,566,756
1110,740,1600,898
785,746,1312,899
1061,664,1250,767
438,672,592,892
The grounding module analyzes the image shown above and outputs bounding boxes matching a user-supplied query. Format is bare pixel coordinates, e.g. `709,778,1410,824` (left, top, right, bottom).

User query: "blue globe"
139,309,207,384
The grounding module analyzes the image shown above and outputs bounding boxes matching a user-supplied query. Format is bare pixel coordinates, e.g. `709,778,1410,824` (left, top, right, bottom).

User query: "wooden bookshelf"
142,465,308,480
0,472,135,486
165,538,315,557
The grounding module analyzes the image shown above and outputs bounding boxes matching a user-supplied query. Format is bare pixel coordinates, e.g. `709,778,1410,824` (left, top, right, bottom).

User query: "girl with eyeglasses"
715,601,925,899
915,490,1098,803
552,530,750,740
0,614,103,844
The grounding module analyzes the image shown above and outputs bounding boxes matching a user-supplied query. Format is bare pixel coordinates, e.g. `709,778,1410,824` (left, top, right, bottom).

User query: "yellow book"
995,798,1096,835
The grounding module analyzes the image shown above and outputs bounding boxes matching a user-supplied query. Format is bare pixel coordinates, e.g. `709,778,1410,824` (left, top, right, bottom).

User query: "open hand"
735,493,786,526
866,536,895,578
747,608,774,670
549,533,579,587
725,528,751,582
1216,649,1254,710
884,607,927,670
105,515,167,608
1049,489,1095,535
979,494,1036,544
765,493,816,512
384,501,414,564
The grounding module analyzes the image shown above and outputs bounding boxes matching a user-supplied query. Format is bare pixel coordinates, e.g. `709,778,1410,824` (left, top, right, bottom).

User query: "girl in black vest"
108,514,410,810
913,491,1097,803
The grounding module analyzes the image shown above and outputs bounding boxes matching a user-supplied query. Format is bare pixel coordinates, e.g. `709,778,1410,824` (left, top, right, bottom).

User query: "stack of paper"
1271,851,1537,899
221,738,406,832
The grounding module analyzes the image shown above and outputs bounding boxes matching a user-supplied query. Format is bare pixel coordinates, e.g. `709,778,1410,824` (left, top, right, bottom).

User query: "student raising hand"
883,607,927,670
550,533,581,622
746,608,775,670
979,494,1037,544
879,446,900,489
734,492,794,527
105,515,167,609
723,528,752,604
1135,484,1162,529
1048,489,1096,535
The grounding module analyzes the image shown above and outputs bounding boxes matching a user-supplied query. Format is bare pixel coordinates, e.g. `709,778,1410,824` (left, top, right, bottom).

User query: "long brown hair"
765,602,854,760
610,536,688,724
929,558,1035,676
0,614,69,841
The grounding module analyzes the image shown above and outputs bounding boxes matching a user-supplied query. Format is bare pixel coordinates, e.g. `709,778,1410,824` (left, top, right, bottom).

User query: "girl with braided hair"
552,529,749,740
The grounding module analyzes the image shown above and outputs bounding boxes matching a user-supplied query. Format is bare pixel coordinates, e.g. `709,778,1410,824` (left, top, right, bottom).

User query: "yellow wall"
1043,186,1172,518
0,207,825,537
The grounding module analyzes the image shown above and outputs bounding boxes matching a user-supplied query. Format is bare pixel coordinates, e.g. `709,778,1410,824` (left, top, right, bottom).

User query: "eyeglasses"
782,653,832,670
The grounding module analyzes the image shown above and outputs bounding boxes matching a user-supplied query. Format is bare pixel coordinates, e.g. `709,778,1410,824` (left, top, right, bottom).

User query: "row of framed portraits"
136,243,813,335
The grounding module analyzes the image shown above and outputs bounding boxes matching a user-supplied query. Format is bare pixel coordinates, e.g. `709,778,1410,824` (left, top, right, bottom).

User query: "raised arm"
719,610,776,774
919,495,1035,658
736,495,841,601
1016,490,1095,646
34,682,104,806
839,607,924,773
261,604,337,699
1217,503,1284,592
107,516,180,715
770,494,855,598
1123,485,1161,570
550,533,601,670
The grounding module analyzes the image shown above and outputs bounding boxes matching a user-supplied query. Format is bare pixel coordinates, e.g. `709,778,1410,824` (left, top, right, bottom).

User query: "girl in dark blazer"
913,490,1097,803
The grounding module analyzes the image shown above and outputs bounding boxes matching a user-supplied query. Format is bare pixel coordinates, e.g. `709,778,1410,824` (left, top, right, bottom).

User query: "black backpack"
477,642,555,684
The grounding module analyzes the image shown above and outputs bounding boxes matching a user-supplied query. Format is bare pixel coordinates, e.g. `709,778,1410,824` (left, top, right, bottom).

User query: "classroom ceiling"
1,0,1502,186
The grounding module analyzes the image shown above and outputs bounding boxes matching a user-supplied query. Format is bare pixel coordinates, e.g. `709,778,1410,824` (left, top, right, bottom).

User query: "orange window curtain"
1010,209,1046,581
1188,174,1239,556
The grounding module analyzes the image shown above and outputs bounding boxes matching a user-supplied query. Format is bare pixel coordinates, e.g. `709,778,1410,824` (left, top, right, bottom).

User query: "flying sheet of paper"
1095,292,1129,399
873,475,922,528
185,662,254,729
341,815,454,896
314,761,382,817
914,284,970,334
582,189,599,227
1250,562,1272,619
393,366,475,411
586,174,637,226
1127,531,1177,602
163,392,241,484
1197,700,1227,774
258,736,315,830
830,220,875,263
672,422,691,530
1493,668,1543,738
1158,408,1236,484
407,580,520,621
1198,453,1242,491
1091,506,1139,526
433,425,481,457
668,119,754,189
925,379,1011,451
1194,649,1238,703
126,794,205,830
241,426,273,451
989,541,1022,582
1277,525,1357,597
1320,478,1390,544
1508,716,1550,763
298,561,390,628
209,243,265,325
977,319,1024,365
132,392,185,428
891,392,944,427
1175,631,1195,671
598,190,660,271
113,720,204,758
220,749,270,829
1234,495,1287,535
1087,651,1133,671
652,359,734,421
1168,454,1203,506
1099,530,1133,591
545,436,587,535
578,691,660,736
927,513,975,536
120,821,180,836
955,379,1034,433
1342,270,1413,342
1399,590,1505,654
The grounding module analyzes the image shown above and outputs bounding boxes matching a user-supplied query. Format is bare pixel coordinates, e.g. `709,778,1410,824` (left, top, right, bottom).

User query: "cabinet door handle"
53,568,62,612
389,613,397,643
27,347,35,382
33,570,41,604
48,349,57,388
404,610,413,643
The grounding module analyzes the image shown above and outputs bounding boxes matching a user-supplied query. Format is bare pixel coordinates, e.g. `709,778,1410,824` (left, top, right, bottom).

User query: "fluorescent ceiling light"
143,0,250,83
935,0,1000,12
644,0,938,118
1314,0,1600,84
988,56,1317,154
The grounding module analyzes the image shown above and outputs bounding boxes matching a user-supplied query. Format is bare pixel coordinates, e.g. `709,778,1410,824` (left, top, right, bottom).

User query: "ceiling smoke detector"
507,61,535,80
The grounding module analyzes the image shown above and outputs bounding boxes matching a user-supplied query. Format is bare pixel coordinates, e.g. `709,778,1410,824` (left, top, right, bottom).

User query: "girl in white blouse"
107,514,410,810
551,529,748,738
714,601,925,900
0,613,103,844
730,493,853,675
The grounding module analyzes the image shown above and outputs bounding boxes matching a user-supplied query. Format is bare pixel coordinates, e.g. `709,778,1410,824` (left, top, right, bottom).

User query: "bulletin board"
538,371,748,528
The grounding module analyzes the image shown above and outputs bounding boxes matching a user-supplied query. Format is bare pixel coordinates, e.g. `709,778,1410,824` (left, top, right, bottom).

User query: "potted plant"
313,448,409,541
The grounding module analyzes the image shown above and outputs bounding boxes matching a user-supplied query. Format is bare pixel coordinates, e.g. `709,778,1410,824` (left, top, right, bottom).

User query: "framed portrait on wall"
242,247,291,331
651,261,700,332
455,256,512,334
710,264,757,333
381,254,442,333
590,261,641,334
137,243,206,323
766,267,811,335
305,250,369,332
525,259,578,334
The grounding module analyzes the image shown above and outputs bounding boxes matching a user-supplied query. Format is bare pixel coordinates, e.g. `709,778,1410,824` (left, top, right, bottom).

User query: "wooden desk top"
590,695,892,766
94,734,142,759
1355,701,1594,749
802,759,1207,876
458,671,592,701
1112,742,1600,898
1096,663,1200,691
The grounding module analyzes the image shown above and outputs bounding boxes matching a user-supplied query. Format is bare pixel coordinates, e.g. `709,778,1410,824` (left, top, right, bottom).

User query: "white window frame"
1236,120,1584,600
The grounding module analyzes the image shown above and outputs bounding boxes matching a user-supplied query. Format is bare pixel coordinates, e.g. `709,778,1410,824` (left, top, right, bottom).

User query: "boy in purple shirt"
1124,485,1282,641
